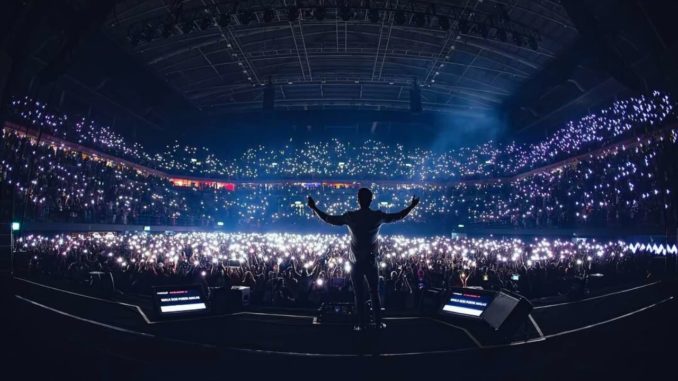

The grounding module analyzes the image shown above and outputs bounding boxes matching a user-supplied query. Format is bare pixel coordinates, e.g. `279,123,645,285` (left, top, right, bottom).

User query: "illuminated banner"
442,289,495,317
153,285,207,316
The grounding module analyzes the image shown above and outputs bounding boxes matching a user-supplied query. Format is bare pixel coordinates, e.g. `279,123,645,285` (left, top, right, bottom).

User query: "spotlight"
218,13,231,27
288,6,299,22
394,10,406,25
339,6,352,21
438,16,450,31
413,13,425,27
314,6,326,21
263,8,275,23
368,8,380,23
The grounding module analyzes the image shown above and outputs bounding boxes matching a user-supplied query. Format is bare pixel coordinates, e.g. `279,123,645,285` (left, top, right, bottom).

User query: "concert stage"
10,276,675,358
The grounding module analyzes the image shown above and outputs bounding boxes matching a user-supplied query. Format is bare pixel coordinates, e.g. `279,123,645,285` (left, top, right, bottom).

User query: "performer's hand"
307,196,316,209
409,196,420,208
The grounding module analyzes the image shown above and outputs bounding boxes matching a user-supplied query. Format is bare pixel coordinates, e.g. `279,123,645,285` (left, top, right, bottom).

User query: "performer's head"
358,188,373,209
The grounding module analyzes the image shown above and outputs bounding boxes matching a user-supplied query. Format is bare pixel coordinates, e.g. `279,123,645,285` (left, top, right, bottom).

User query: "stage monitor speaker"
208,286,230,314
315,302,354,325
231,285,251,307
440,287,532,336
152,284,208,318
420,287,444,315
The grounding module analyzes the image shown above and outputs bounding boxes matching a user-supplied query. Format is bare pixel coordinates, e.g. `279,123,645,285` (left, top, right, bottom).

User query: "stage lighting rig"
123,1,540,53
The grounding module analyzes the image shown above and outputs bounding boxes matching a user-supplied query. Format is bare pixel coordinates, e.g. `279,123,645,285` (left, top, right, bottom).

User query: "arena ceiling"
104,0,578,115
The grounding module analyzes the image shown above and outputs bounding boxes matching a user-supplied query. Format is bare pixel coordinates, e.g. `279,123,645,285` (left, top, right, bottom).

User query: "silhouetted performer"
307,188,419,330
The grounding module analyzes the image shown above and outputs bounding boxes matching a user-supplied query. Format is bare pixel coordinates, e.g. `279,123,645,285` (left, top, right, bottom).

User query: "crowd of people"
2,126,676,229
8,91,675,180
4,92,677,310
15,232,666,307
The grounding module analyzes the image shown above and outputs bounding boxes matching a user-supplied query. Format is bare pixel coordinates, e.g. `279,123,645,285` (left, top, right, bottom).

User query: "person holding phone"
307,188,419,331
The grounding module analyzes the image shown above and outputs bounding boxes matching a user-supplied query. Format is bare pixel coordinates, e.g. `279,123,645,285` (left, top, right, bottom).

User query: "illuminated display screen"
154,286,207,314
442,290,495,317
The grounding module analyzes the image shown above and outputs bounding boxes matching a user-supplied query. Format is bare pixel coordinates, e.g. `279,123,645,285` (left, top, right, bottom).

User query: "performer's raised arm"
382,196,420,223
307,196,347,226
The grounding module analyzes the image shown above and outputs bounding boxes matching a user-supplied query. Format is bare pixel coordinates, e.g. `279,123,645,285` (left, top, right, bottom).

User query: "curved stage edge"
9,277,676,357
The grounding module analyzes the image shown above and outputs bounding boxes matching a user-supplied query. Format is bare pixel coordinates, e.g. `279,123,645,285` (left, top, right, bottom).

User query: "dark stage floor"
4,274,678,380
